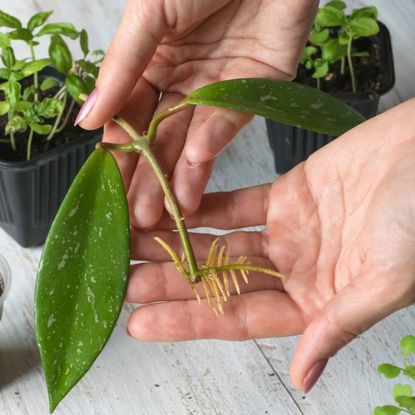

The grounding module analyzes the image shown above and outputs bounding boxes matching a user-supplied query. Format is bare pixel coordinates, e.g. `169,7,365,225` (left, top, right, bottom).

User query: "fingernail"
186,159,201,169
303,358,328,393
74,88,98,126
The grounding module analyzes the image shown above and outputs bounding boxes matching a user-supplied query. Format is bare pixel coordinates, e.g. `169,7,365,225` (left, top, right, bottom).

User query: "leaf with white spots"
35,148,129,413
185,78,365,136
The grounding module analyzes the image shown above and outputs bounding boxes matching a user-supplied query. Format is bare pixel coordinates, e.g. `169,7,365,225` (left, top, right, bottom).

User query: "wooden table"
1,1,415,414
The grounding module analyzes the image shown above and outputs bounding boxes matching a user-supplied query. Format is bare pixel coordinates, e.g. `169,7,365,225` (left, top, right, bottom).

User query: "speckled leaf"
35,148,129,413
185,78,365,136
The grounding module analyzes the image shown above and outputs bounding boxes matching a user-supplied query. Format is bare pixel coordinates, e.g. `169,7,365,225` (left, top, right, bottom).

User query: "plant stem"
112,116,200,282
316,77,321,90
347,36,357,92
340,57,345,75
146,101,190,143
46,91,68,141
26,127,34,160
29,42,39,102
55,99,75,134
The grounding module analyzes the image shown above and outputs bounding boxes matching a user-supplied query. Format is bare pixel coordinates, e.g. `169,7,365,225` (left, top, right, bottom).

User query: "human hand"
76,0,318,227
125,98,415,393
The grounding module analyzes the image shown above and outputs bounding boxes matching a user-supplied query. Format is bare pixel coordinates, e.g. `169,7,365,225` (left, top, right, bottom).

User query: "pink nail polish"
74,88,98,126
303,358,328,393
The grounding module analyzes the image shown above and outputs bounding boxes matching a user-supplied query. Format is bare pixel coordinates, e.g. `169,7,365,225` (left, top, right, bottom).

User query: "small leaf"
21,58,52,77
76,59,99,78
352,6,378,20
0,32,10,48
6,115,27,134
0,101,9,116
350,17,379,39
377,363,402,379
326,0,346,10
35,148,129,412
395,396,415,411
65,73,89,104
309,28,330,45
36,98,63,119
8,28,33,42
404,365,415,378
312,60,329,79
28,10,53,31
49,34,72,73
2,47,16,69
322,39,347,62
315,5,345,27
36,22,79,39
30,122,53,135
393,384,413,400
80,29,89,56
400,336,415,356
15,100,32,111
4,79,21,106
373,406,402,415
185,79,364,136
0,10,22,29
0,68,11,80
338,30,350,45
40,77,58,91
300,46,317,64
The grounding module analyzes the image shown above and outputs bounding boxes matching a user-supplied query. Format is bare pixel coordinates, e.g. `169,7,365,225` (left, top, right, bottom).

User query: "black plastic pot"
0,131,100,247
266,21,395,175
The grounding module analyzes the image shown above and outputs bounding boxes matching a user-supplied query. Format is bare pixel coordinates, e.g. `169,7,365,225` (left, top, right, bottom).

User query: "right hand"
77,0,319,228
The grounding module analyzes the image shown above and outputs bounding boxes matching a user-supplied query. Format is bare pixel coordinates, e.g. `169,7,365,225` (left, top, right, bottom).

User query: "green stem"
29,42,39,102
316,77,321,90
340,56,345,75
55,99,75,134
46,91,68,141
347,36,357,92
26,127,34,160
146,101,190,143
113,116,200,282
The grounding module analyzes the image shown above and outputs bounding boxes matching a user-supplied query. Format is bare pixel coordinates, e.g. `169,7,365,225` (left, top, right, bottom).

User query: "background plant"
375,335,415,414
0,9,104,160
300,1,379,92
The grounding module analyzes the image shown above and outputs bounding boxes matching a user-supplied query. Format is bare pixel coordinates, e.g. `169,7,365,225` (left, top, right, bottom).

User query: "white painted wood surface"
1,1,415,414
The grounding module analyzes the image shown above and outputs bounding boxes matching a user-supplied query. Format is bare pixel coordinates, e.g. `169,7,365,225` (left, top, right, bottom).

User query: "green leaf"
40,77,58,91
76,59,99,78
30,122,53,135
28,10,53,31
0,32,10,48
80,29,89,56
8,28,33,42
49,35,72,73
185,79,364,136
21,58,52,77
300,46,318,65
315,5,345,27
0,10,22,29
350,17,379,39
404,365,415,378
309,28,330,45
395,396,415,411
312,60,329,79
393,384,413,400
322,39,347,62
36,22,79,39
377,363,402,379
338,30,350,45
352,6,378,20
36,98,63,119
326,0,346,10
4,79,21,106
2,47,16,69
400,336,415,356
35,148,129,412
0,68,11,80
65,73,88,104
0,101,9,116
373,406,402,415
6,115,27,134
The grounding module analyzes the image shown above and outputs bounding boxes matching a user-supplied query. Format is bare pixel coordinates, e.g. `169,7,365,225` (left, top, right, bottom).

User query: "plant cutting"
0,9,104,246
267,1,395,174
35,77,364,412
375,335,415,414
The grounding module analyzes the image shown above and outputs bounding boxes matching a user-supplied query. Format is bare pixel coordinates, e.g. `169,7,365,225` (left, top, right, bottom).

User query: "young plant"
375,335,415,415
303,1,379,92
0,10,103,160
35,78,365,412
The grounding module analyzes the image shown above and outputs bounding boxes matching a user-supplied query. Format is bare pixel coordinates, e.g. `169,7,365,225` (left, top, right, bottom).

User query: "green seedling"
0,9,103,159
375,336,415,414
35,78,365,412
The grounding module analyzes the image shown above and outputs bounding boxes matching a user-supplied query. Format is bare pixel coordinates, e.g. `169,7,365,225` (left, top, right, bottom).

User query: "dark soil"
296,35,382,94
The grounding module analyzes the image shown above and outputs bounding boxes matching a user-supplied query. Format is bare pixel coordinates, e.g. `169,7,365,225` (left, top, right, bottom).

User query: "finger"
103,77,159,190
126,257,283,304
290,271,410,393
127,290,304,341
79,0,166,129
156,184,271,230
169,107,253,215
128,93,193,228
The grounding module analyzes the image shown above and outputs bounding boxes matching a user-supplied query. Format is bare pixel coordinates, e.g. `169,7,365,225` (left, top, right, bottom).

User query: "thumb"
290,275,403,393
77,1,167,129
